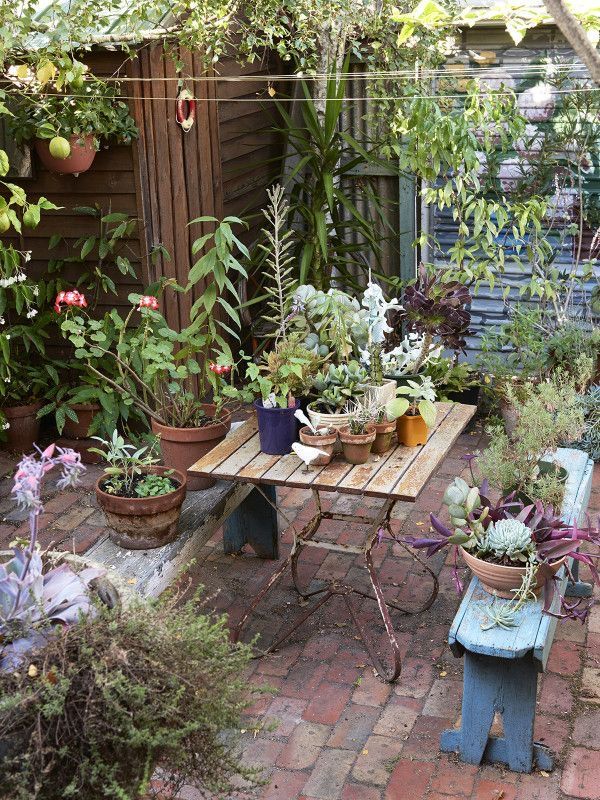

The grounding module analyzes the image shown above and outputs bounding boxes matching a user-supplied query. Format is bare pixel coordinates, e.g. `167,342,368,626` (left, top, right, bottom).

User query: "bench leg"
566,558,593,598
223,485,279,559
441,652,553,773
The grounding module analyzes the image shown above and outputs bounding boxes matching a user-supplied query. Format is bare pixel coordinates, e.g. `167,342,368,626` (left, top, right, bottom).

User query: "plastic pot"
339,424,376,465
298,426,337,465
2,401,42,453
254,399,300,455
151,404,231,491
460,546,567,599
63,402,100,440
396,413,428,447
35,134,97,175
96,466,187,550
372,419,396,455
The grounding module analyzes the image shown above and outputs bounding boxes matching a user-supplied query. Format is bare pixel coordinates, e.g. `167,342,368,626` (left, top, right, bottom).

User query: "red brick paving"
2,433,600,799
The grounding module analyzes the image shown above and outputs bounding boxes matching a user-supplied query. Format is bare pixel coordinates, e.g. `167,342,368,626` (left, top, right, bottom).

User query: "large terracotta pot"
63,402,100,439
372,419,396,455
34,134,97,175
339,424,376,465
96,466,187,550
151,404,231,491
460,547,567,599
2,401,42,453
298,426,337,465
396,413,428,447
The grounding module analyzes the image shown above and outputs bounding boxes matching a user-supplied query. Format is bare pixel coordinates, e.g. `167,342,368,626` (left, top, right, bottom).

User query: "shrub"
0,593,258,800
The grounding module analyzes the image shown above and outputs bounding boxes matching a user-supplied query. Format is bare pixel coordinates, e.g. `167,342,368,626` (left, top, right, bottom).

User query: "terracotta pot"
372,419,396,455
396,413,428,447
339,424,376,465
2,401,42,453
298,426,337,465
151,404,231,491
35,134,97,175
460,546,567,599
96,466,187,550
63,402,100,439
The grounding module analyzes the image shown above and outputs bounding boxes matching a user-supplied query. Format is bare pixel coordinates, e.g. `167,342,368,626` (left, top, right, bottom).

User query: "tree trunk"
543,0,600,84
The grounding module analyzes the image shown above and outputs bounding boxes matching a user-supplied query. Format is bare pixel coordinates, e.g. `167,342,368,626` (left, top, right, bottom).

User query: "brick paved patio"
1,426,599,800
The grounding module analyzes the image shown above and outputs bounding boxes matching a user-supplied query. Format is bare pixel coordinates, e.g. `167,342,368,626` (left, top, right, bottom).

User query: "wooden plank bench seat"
440,448,594,773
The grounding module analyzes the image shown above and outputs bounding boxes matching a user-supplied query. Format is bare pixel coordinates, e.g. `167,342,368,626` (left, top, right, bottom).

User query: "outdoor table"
190,401,477,681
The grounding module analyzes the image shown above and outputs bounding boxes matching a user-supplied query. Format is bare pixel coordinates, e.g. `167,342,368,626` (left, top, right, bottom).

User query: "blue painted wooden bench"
440,448,594,773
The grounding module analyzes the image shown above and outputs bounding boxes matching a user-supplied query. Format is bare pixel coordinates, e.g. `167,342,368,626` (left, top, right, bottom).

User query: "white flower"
32,286,39,297
404,36,420,49
518,83,555,122
23,251,32,263
0,317,5,325
437,35,457,56
17,272,26,283
26,309,38,319
2,422,9,430
5,335,10,340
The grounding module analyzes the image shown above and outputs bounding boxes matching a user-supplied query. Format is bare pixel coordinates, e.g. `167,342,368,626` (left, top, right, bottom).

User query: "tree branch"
543,0,600,84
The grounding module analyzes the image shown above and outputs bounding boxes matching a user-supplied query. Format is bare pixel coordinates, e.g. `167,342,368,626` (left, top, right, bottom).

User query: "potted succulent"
8,58,137,176
295,408,337,465
307,361,368,430
358,279,399,406
478,372,585,508
91,431,187,550
59,217,247,490
405,472,600,629
387,376,437,448
339,402,376,465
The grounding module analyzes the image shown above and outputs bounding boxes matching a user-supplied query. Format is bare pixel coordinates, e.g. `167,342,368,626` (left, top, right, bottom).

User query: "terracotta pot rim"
3,400,43,417
299,425,338,446
96,465,187,514
35,133,96,147
374,419,396,433
339,424,376,444
459,546,567,573
151,405,231,439
66,401,101,412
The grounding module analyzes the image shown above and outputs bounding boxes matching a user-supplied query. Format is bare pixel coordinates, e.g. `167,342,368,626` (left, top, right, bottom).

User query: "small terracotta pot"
396,413,428,447
96,466,187,550
339,424,376,465
372,419,396,455
2,401,42,453
151,404,231,491
63,402,100,439
460,546,567,599
298,426,337,465
34,134,97,175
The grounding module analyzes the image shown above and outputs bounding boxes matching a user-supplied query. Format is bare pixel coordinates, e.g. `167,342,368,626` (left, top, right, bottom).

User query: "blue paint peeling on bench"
441,448,594,773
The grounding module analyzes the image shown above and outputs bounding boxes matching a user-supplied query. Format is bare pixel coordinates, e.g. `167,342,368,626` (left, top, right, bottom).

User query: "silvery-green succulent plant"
482,519,534,562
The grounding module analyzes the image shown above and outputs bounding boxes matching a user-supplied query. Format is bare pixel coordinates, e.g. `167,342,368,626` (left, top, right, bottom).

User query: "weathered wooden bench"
440,448,594,773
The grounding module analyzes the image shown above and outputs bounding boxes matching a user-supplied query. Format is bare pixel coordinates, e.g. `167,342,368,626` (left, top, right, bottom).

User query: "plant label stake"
176,89,196,132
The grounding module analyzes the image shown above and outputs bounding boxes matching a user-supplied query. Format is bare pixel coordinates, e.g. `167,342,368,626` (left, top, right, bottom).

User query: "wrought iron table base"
232,486,439,682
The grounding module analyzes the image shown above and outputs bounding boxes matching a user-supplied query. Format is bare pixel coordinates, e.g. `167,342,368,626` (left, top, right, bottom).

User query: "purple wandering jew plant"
0,444,104,671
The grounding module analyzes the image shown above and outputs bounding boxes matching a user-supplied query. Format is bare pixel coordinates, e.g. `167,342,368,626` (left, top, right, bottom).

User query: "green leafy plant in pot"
8,56,137,175
338,401,376,465
387,376,437,447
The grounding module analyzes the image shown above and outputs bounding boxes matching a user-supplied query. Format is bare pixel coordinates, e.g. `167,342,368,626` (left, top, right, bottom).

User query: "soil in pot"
339,424,376,465
298,426,337,465
254,399,300,455
2,401,42,453
34,134,97,175
460,546,567,599
396,413,428,447
96,466,187,550
372,419,396,455
63,402,100,439
151,403,231,492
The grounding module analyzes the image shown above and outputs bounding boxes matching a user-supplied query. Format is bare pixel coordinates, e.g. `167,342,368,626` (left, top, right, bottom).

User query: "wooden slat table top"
189,402,477,501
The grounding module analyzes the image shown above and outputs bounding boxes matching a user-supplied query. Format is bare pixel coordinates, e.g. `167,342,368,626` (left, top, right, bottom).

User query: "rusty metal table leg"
231,485,439,682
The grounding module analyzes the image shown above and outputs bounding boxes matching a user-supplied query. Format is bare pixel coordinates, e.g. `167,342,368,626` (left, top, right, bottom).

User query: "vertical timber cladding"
432,25,599,358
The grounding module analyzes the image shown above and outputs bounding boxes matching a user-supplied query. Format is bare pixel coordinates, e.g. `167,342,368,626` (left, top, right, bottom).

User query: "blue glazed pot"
254,399,300,455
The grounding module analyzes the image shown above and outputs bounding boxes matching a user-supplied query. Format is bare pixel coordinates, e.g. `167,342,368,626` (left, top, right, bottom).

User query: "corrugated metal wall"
431,26,599,358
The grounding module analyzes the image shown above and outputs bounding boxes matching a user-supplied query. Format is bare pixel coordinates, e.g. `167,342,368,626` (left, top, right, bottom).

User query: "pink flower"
139,295,159,311
54,289,87,314
209,362,232,376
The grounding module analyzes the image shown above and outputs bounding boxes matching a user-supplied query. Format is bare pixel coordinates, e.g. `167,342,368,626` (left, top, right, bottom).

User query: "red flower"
209,362,232,376
139,295,159,311
54,289,87,314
